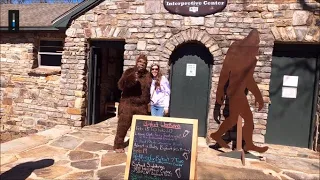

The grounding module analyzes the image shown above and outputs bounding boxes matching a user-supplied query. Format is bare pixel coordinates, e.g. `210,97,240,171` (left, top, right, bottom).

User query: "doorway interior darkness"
169,42,213,137
87,40,125,125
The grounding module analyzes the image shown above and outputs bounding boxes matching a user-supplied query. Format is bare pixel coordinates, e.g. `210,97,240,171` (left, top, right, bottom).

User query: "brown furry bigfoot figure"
210,29,269,153
114,54,152,153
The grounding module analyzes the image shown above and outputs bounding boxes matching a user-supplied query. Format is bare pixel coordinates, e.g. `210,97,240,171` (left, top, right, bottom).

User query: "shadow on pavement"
0,159,54,180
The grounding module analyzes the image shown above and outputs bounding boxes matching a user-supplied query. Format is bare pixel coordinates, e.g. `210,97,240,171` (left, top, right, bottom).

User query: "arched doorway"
169,42,213,137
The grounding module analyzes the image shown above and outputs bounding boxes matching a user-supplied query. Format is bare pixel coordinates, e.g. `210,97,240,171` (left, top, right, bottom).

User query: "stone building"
0,3,77,132
1,0,319,150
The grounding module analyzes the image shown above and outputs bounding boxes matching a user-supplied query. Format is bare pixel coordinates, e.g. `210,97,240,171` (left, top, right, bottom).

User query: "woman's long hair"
150,64,162,90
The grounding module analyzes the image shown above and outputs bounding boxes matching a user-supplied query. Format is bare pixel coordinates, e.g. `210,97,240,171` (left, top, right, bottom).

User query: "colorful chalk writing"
128,119,194,180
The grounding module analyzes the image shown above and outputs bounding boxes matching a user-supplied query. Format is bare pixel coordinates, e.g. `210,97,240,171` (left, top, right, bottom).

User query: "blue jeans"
151,105,164,117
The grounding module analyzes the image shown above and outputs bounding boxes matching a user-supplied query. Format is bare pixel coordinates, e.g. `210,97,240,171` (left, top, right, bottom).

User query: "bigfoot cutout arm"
216,50,232,104
247,76,263,111
118,68,138,91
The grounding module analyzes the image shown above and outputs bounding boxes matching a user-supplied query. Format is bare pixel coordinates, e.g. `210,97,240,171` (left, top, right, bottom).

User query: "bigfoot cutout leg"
240,99,268,153
211,99,240,149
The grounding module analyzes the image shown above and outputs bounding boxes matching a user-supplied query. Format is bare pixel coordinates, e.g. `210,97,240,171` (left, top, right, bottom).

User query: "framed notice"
124,115,198,180
282,87,297,98
283,75,299,87
186,63,196,76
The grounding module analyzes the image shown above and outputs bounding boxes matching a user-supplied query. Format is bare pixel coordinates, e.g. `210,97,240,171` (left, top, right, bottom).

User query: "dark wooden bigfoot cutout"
210,29,269,153
210,80,248,150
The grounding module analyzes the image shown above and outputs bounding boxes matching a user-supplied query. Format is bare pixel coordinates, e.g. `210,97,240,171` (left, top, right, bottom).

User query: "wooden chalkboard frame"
124,115,198,180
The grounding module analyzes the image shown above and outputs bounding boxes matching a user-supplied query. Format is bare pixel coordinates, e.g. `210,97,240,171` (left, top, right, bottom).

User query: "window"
38,40,63,67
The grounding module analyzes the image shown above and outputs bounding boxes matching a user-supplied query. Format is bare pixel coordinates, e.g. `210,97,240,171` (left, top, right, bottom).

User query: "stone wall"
1,0,319,145
61,0,320,143
0,32,67,133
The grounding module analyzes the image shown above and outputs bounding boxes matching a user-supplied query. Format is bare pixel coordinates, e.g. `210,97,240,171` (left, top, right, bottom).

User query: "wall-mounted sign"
186,63,196,76
283,75,299,87
163,0,228,17
282,87,297,99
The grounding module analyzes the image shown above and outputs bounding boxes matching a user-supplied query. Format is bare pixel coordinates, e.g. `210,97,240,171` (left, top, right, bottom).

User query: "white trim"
36,66,61,70
38,52,63,55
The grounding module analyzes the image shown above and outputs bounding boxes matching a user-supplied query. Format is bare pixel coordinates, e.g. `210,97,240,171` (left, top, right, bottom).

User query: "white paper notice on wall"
186,64,197,77
283,75,299,87
282,87,297,98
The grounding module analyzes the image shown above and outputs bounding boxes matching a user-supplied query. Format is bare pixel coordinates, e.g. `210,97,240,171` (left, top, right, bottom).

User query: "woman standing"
150,64,171,116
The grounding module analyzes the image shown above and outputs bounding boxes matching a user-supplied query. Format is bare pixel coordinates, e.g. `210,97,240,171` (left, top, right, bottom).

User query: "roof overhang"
0,26,61,31
52,0,103,30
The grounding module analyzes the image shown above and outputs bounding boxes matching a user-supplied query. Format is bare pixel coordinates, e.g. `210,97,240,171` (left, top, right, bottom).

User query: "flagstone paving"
1,117,319,180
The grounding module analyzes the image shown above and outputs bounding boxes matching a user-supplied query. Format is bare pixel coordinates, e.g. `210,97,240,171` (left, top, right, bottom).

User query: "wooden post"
236,115,246,165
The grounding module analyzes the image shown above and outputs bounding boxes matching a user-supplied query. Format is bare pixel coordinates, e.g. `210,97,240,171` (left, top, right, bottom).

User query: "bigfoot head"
135,54,148,73
243,29,260,56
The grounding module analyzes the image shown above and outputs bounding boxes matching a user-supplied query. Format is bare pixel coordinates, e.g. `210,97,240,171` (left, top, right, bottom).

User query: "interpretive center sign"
164,0,228,16
124,115,198,180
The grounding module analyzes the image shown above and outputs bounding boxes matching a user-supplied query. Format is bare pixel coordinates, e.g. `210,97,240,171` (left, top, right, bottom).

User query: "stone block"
253,134,265,143
136,6,145,13
67,108,81,115
97,165,125,180
137,41,147,50
70,115,82,121
125,44,137,50
211,50,222,57
2,98,12,105
167,20,181,28
184,17,205,26
66,28,76,37
206,28,219,34
101,152,127,167
155,20,166,26
63,171,94,180
76,141,113,151
111,27,120,37
286,26,297,40
267,4,279,11
0,76,9,87
205,17,216,27
305,27,319,42
117,2,129,9
34,165,73,179
271,27,281,40
229,17,243,23
292,11,310,26
74,98,84,108
278,27,289,40
73,120,83,127
245,4,265,12
145,0,161,14
142,20,153,27
68,151,98,161
228,4,244,11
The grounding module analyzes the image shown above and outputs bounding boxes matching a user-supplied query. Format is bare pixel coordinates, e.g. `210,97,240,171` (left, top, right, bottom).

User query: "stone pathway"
1,117,319,180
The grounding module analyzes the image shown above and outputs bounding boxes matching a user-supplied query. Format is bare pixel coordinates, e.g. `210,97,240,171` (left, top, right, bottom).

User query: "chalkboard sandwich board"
125,115,198,180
